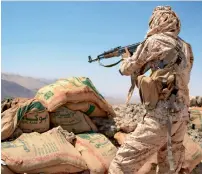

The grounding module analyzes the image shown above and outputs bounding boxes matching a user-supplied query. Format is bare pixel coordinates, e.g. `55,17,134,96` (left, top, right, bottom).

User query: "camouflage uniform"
109,6,194,174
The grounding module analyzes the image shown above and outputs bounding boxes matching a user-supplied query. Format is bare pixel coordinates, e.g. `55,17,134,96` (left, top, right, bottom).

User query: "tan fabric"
1,99,50,141
113,132,202,174
147,6,181,38
1,165,15,174
35,77,115,117
1,126,87,173
189,107,202,130
137,75,160,110
108,116,187,174
120,33,193,107
119,6,193,123
1,106,19,141
65,102,106,117
50,106,98,133
181,134,202,173
75,133,117,174
112,6,193,174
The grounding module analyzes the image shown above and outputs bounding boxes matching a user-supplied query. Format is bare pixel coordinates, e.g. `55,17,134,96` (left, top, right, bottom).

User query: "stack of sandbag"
1,98,50,141
190,96,202,107
35,77,116,117
189,107,202,131
114,132,202,173
1,126,118,174
34,77,118,135
49,106,98,134
1,77,119,174
75,132,118,174
1,126,88,174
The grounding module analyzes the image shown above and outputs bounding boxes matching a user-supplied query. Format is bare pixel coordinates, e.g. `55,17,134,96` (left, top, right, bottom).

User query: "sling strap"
98,58,123,68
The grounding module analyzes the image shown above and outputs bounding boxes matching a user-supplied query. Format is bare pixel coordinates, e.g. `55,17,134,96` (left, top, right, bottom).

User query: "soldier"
109,6,194,174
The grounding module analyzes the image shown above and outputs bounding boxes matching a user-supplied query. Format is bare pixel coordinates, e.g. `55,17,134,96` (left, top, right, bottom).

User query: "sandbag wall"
1,77,118,174
190,96,202,107
2,77,202,174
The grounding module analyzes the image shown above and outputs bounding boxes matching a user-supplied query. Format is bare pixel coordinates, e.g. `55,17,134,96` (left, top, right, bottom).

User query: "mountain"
1,79,35,100
1,72,139,104
1,72,56,92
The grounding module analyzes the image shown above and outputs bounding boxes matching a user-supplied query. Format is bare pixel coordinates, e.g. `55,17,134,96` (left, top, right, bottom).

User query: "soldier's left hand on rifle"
122,47,131,59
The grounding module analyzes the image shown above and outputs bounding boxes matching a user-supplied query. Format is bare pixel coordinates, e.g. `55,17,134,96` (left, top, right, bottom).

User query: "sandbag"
1,99,50,140
1,126,88,173
65,102,106,117
75,133,117,174
1,106,19,141
189,107,202,130
182,133,202,172
1,97,14,113
50,106,98,134
8,128,23,141
189,96,197,107
114,132,128,145
35,77,115,117
1,97,31,113
1,163,15,174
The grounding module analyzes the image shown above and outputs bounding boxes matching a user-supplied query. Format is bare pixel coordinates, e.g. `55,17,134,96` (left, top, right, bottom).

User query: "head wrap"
146,6,181,38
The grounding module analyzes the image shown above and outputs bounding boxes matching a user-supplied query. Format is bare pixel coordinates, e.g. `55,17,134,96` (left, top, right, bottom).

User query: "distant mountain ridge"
1,79,35,99
1,72,56,91
1,72,140,104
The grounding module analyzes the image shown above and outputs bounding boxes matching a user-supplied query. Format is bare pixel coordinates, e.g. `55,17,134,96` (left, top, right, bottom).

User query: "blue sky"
1,1,202,97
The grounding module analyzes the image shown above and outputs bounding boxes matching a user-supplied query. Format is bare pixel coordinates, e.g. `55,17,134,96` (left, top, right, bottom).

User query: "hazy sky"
2,1,202,97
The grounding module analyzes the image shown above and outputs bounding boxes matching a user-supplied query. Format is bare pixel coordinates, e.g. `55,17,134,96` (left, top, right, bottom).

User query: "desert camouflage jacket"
119,6,194,123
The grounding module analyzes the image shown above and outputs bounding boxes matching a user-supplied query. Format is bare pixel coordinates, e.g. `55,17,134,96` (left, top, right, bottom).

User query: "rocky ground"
92,103,202,174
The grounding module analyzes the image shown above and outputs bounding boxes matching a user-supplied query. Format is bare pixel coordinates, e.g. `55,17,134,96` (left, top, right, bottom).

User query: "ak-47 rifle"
88,42,141,67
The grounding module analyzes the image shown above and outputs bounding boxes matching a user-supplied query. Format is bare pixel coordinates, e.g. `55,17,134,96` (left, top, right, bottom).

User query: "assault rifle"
88,42,141,67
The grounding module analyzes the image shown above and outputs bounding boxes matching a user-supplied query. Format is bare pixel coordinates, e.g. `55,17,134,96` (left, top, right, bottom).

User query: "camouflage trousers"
108,116,188,174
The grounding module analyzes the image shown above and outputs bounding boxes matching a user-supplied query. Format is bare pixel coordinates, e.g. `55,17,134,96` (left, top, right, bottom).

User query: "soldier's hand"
122,47,131,59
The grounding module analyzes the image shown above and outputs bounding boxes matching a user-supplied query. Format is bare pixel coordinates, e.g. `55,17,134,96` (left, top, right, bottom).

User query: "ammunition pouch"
137,67,176,110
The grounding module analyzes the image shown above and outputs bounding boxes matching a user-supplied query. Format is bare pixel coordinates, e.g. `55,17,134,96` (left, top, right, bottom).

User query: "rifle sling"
98,59,123,68
126,73,136,105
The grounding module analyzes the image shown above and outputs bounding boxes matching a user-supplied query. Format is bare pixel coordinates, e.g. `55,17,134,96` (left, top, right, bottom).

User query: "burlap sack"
182,133,202,172
1,99,50,140
114,132,128,145
1,165,15,174
189,107,202,130
7,128,23,141
50,106,98,134
65,102,106,117
10,97,30,107
35,77,115,117
18,99,50,133
1,105,19,141
1,97,14,113
1,126,88,173
75,133,117,174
